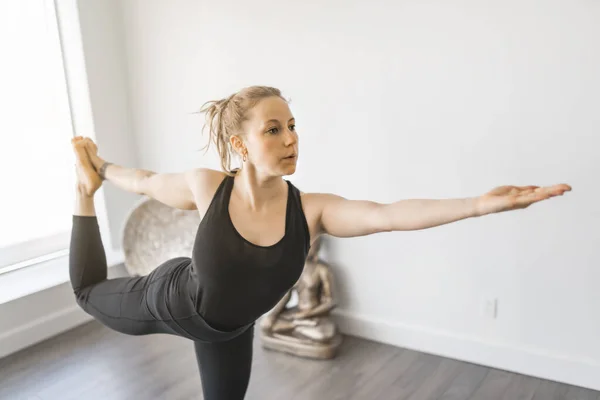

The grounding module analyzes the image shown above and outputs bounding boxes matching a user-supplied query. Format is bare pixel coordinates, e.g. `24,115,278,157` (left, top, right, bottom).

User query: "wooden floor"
1,321,598,400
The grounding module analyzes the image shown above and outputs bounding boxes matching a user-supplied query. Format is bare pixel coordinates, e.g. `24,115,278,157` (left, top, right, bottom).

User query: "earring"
242,151,247,162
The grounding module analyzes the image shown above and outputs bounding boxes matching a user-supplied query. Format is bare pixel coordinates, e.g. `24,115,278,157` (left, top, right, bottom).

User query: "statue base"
260,332,343,360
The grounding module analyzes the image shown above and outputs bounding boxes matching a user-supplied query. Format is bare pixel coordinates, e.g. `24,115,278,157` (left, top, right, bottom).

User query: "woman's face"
237,96,299,176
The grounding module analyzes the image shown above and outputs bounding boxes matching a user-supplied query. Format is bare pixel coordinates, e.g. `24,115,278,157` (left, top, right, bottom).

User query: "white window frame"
0,0,73,275
0,0,123,303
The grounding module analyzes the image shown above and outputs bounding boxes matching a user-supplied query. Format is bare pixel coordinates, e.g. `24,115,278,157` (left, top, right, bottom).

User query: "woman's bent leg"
69,138,164,336
194,324,255,400
70,214,163,335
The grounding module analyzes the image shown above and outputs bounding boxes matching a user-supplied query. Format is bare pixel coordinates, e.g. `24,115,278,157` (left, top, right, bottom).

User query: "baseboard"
0,305,93,360
0,263,128,360
332,309,600,392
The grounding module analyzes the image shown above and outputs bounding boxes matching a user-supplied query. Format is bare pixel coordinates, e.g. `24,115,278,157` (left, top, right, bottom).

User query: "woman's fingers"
518,185,540,191
520,184,570,198
515,184,571,208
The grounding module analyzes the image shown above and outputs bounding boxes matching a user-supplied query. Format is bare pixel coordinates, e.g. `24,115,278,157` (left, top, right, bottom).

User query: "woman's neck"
232,165,286,212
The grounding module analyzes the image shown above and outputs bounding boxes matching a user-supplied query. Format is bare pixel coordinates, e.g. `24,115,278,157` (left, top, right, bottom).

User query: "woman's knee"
72,286,90,310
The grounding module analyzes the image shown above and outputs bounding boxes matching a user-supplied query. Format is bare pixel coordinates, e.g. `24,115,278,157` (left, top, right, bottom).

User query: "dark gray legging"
69,215,254,400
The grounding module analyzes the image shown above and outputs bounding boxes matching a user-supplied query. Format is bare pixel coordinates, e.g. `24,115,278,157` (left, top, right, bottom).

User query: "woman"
69,86,571,400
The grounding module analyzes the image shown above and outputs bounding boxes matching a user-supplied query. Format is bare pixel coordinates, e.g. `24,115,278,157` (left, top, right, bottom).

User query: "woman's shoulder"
298,191,342,208
187,167,228,191
188,167,228,180
295,191,335,242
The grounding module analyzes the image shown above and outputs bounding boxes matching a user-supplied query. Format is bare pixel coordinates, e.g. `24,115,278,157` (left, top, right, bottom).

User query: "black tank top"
188,174,311,331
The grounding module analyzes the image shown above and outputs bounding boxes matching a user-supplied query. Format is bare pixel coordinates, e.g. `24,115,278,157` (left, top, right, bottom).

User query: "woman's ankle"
74,192,96,216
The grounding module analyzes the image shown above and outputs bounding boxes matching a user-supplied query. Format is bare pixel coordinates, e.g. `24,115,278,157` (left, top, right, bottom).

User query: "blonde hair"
199,86,286,175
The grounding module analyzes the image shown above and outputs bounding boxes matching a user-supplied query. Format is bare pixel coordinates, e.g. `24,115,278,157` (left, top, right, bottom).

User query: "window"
0,0,75,274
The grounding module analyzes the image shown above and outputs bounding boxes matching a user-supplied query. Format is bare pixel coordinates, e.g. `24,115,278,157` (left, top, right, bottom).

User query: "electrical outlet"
482,298,498,319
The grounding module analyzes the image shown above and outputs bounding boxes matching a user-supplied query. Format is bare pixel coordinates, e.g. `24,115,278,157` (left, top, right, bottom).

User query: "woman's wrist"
98,161,113,180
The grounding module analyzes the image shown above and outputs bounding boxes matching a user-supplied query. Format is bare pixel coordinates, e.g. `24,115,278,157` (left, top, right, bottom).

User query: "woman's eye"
268,127,278,134
289,124,296,131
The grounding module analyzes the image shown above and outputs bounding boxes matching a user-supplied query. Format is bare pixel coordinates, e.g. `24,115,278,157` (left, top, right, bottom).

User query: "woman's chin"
282,164,296,175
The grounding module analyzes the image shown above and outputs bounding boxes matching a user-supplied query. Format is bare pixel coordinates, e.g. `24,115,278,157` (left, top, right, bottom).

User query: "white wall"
118,0,599,390
76,0,141,249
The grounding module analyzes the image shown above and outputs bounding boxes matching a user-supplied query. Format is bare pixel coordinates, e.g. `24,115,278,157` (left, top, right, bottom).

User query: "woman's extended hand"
475,184,572,216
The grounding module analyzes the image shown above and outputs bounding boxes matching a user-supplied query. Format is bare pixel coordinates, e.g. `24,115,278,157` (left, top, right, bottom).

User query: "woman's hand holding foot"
72,136,102,197
82,137,107,175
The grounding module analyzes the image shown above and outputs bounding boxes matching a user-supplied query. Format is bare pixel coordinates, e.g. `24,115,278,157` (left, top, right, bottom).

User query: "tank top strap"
202,173,234,222
285,179,311,252
285,179,299,202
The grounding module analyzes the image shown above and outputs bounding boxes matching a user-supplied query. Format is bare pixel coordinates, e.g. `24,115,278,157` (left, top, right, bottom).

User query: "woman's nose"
284,128,297,145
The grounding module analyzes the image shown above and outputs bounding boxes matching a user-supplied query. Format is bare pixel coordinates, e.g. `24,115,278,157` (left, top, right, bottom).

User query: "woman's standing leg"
194,324,255,400
70,137,161,335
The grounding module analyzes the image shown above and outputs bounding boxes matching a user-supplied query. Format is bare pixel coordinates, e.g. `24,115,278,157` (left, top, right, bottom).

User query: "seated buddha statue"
259,236,343,359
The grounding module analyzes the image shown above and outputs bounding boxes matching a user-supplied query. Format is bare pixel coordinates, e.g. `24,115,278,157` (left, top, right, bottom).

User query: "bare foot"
82,137,105,172
72,136,102,197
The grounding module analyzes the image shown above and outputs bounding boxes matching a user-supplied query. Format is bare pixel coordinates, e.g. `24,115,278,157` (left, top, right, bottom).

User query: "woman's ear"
229,135,245,157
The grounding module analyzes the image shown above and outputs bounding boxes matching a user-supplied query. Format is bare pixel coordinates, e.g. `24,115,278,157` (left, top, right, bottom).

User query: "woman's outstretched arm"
82,137,198,210
309,184,572,238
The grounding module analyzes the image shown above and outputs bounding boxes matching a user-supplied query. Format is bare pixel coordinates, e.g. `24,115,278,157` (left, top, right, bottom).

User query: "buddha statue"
259,236,343,359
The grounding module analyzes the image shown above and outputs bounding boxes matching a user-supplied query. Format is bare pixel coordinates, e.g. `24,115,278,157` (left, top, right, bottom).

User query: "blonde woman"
69,86,571,400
